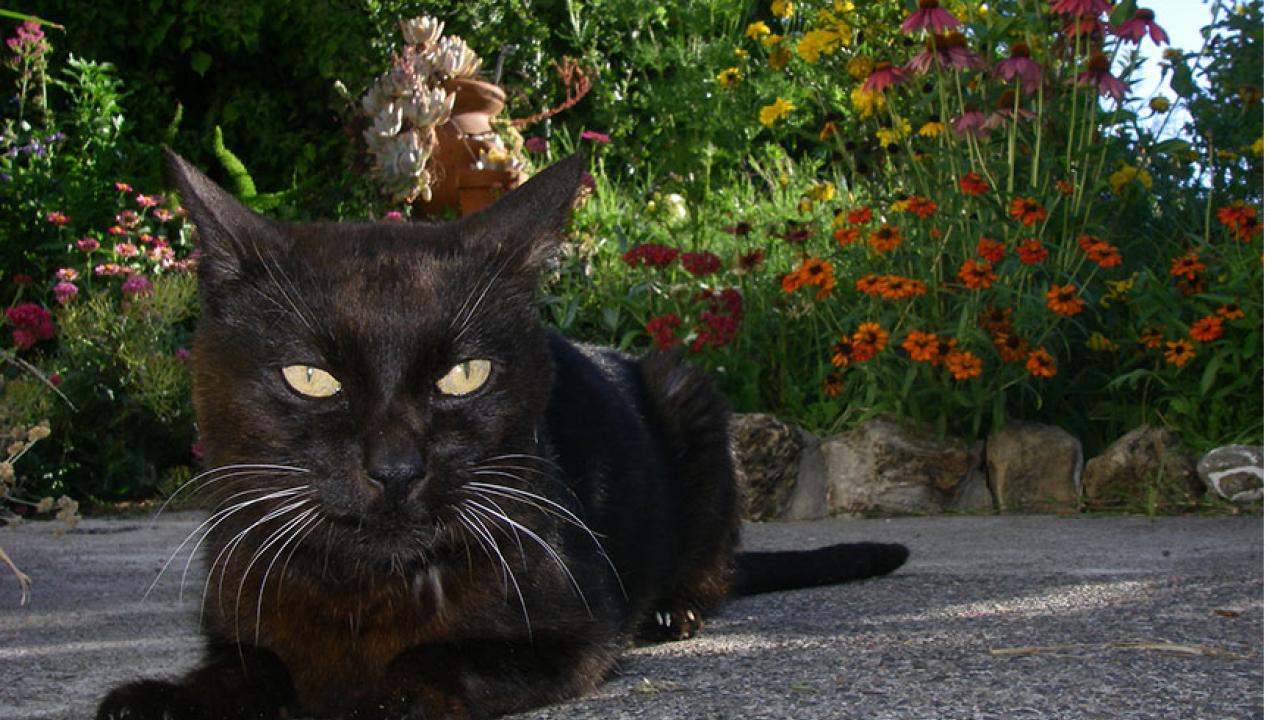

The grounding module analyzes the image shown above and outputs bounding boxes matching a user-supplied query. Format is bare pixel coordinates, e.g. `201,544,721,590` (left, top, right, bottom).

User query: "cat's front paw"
642,605,704,641
97,680,203,720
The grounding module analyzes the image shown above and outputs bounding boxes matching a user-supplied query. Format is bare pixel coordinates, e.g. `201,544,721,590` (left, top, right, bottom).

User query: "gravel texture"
0,514,1262,719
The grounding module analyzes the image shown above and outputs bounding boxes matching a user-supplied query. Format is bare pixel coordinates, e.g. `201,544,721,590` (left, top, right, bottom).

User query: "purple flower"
383,210,405,221
579,171,596,192
901,0,960,34
862,62,911,92
994,43,1043,94
76,237,100,253
952,104,988,137
1075,53,1129,102
524,136,548,154
121,275,154,297
581,130,611,144
1110,8,1168,45
175,347,192,362
906,33,984,74
1049,0,1113,15
114,182,134,193
53,281,79,305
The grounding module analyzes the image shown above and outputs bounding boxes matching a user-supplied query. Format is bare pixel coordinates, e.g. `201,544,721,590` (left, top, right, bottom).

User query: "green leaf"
190,51,212,77
1171,63,1196,98
1152,139,1192,156
1199,352,1226,396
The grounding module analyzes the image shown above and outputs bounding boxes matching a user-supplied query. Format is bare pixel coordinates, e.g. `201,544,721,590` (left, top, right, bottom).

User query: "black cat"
96,152,908,720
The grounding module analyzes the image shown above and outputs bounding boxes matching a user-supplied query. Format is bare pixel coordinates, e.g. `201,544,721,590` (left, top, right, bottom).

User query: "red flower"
957,259,996,290
681,251,723,276
737,249,765,271
957,172,990,196
994,43,1042,94
581,130,611,144
1016,239,1048,265
977,237,1006,263
645,314,682,351
1009,197,1048,226
1075,53,1129,102
862,61,911,92
901,0,960,34
1110,8,1168,45
847,206,873,225
1049,0,1113,15
5,302,56,350
621,243,679,268
905,195,938,219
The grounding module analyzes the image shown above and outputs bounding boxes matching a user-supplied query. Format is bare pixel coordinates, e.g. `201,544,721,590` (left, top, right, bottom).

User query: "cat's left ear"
457,153,585,273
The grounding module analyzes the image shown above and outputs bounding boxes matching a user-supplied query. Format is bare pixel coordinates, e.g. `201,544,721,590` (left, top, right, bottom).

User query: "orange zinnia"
878,275,927,300
977,237,1005,263
945,350,982,380
1056,179,1075,195
1009,196,1048,226
847,206,873,225
831,337,857,367
834,227,862,246
852,321,889,355
905,195,938,219
1139,327,1163,349
1087,242,1123,268
1189,315,1224,343
1026,347,1057,378
1216,201,1263,242
901,330,941,363
1016,239,1048,265
868,224,903,252
958,172,990,196
1164,339,1195,367
958,259,996,290
994,333,1030,362
822,371,845,396
1046,284,1085,316
855,274,881,294
1169,251,1205,278
1216,303,1245,320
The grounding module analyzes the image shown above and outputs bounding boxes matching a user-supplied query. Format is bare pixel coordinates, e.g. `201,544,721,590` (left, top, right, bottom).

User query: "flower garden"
0,0,1264,515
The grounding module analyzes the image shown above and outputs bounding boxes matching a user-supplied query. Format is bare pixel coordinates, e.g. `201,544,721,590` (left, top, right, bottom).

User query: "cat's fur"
96,153,908,720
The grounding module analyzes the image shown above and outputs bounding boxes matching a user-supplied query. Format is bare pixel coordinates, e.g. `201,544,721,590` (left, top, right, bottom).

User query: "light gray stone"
1082,425,1203,510
987,420,1082,513
1198,444,1264,504
779,437,827,520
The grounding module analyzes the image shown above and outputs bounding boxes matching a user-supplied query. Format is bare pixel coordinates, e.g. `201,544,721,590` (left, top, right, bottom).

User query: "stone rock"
1198,445,1264,504
1082,425,1203,510
986,421,1082,513
818,417,984,516
945,446,995,513
779,438,827,521
730,413,812,520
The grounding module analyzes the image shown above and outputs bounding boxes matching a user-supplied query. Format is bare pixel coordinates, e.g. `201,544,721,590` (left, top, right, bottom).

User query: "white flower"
662,193,689,225
401,16,444,47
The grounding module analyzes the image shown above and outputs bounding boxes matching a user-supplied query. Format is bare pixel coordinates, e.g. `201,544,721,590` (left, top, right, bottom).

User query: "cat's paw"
641,605,704,641
96,680,203,720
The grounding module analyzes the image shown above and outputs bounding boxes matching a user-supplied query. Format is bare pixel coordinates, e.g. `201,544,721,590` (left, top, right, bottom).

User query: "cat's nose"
364,443,427,495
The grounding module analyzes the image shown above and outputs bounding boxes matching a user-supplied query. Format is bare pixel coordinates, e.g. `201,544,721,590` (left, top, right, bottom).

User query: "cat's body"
97,153,907,720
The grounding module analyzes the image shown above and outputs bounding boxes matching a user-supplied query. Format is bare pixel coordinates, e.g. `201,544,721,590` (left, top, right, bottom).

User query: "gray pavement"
0,514,1262,719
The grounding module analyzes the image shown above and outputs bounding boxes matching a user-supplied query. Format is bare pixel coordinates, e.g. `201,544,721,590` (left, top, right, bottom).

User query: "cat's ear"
165,149,284,286
457,153,585,272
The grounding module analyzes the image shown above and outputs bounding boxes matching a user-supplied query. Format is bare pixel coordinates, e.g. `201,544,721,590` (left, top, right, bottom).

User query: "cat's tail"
731,543,909,596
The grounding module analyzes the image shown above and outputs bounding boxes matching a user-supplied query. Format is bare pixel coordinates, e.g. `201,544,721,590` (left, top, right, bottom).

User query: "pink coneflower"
862,61,911,92
901,0,960,34
121,275,153,296
53,281,78,305
1110,8,1168,45
982,90,1037,131
994,43,1042,94
1075,52,1129,101
76,237,100,253
906,33,985,73
114,181,133,193
55,267,79,281
581,130,611,144
1064,13,1105,39
952,103,988,137
45,211,70,226
1049,0,1112,15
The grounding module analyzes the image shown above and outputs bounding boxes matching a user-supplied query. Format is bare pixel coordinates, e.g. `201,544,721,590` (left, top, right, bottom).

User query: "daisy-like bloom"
876,275,927,300
994,333,1030,362
777,221,817,244
855,274,882,294
621,243,679,268
121,274,154,297
1189,315,1224,343
1169,251,1205,278
977,237,1005,263
978,305,1013,336
1025,347,1057,378
994,43,1042,94
581,130,611,144
771,0,794,18
918,120,947,137
745,21,772,40
1049,0,1112,15
737,249,765,271
851,322,889,360
958,171,990,196
53,281,78,305
1110,8,1168,45
831,336,863,366
646,314,682,351
1046,284,1085,316
945,350,982,380
1087,242,1123,268
1164,339,1195,367
901,330,942,363
716,67,742,88
1063,13,1105,39
107,225,127,236
834,227,861,246
901,0,960,34
76,237,100,253
906,32,984,74
782,257,836,299
952,103,987,137
1056,179,1075,195
1216,201,1263,242
114,242,140,258
114,182,133,193
905,195,938,219
1216,303,1245,321
759,97,795,127
847,206,873,225
808,182,836,202
1016,239,1048,265
55,267,79,282
822,372,845,397
982,89,1037,132
797,27,844,63
1139,327,1163,349
681,251,722,277
868,223,903,253
135,193,161,208
850,87,887,118
862,61,911,92
45,211,71,226
1075,53,1129,102
957,259,996,289
1009,197,1048,226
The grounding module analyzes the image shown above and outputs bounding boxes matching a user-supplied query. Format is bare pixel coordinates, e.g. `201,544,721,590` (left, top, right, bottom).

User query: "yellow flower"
807,182,835,202
849,87,886,118
1086,332,1118,352
874,118,912,148
771,0,795,18
734,47,748,59
763,35,783,47
889,197,911,213
1108,163,1152,194
746,21,772,40
1099,273,1137,308
797,28,842,63
759,96,796,127
797,197,813,214
1150,96,1171,113
846,56,873,79
815,11,853,44
832,0,854,11
1251,136,1263,156
716,67,742,88
918,121,946,138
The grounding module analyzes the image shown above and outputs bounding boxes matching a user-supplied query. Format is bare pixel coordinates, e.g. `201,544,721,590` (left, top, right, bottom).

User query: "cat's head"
169,150,584,568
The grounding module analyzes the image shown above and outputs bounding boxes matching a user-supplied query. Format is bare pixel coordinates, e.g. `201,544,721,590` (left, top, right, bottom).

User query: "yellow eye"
281,365,342,398
436,359,492,396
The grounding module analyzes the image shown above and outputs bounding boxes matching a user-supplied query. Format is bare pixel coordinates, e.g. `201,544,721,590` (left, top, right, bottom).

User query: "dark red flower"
6,302,55,350
645,314,682,351
1110,9,1168,45
680,251,723,277
994,43,1042,94
1049,0,1113,15
901,0,960,34
738,249,765,271
1075,53,1129,101
621,243,679,268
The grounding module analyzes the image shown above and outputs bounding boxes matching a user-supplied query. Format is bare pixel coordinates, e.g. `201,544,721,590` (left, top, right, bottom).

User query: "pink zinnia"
53,281,78,305
114,182,133,193
116,210,141,229
680,251,723,277
107,225,127,236
901,0,960,34
1110,8,1168,45
153,208,174,223
994,43,1042,94
121,275,154,296
6,303,55,350
581,130,611,144
45,211,70,226
115,242,140,258
55,267,79,281
135,193,160,208
862,61,911,92
1075,52,1129,101
1049,0,1112,15
76,237,100,252
94,263,130,277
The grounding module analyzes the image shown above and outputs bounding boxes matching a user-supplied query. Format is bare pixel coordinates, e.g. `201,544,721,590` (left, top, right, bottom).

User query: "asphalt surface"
0,514,1262,719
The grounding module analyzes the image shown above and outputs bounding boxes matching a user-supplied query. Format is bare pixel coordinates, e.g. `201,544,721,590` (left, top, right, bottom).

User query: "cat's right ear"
166,149,283,287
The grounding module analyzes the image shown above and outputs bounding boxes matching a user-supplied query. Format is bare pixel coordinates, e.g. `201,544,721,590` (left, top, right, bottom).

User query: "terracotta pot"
415,78,526,218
